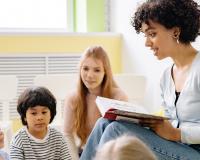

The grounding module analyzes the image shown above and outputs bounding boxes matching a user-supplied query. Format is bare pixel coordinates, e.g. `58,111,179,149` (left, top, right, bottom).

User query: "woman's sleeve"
181,66,200,144
181,126,200,144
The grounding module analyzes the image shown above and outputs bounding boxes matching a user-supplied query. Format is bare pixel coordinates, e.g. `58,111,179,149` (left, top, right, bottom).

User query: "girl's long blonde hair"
72,46,117,146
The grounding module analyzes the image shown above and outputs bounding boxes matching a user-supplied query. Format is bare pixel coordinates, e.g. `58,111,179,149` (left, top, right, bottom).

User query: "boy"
10,86,72,160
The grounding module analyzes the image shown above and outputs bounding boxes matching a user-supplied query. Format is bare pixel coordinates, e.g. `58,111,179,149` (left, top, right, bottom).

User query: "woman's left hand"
139,119,181,141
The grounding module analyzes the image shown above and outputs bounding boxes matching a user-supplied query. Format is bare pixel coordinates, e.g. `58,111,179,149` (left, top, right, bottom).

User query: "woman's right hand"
139,119,181,141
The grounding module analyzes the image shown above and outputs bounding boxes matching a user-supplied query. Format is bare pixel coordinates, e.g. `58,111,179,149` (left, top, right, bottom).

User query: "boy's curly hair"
132,0,200,43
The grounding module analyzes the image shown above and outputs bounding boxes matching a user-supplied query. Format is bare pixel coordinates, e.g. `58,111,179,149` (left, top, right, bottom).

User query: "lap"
99,118,200,160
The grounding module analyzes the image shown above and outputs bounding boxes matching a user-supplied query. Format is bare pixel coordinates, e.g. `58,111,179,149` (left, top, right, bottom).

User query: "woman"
80,0,200,160
63,46,128,159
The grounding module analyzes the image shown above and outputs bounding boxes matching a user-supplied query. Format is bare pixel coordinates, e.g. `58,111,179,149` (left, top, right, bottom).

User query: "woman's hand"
139,119,181,141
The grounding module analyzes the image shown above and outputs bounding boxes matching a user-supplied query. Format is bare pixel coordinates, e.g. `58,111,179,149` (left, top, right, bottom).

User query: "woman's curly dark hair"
132,0,200,43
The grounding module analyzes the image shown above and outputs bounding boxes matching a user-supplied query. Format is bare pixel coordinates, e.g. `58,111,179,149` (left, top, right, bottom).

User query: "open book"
96,96,169,123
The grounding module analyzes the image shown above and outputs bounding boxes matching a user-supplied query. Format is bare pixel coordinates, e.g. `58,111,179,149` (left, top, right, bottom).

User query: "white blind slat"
0,54,80,119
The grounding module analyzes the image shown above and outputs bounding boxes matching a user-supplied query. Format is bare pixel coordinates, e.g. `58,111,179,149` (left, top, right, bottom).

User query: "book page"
96,96,169,121
96,96,148,116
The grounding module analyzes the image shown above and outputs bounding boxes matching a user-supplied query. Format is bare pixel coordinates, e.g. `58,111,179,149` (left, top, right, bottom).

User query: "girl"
63,46,128,158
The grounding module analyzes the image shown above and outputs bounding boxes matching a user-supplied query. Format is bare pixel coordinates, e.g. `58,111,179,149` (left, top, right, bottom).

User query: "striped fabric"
10,127,72,160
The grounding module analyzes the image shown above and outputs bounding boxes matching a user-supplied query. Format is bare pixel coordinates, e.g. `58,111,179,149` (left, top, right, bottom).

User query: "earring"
176,38,180,44
174,34,179,44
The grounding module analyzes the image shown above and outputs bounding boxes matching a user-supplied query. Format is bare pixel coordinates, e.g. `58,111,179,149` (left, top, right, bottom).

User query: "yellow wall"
0,33,122,73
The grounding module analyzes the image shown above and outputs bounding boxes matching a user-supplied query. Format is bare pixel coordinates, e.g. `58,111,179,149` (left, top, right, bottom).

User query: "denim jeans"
0,150,9,160
80,118,200,160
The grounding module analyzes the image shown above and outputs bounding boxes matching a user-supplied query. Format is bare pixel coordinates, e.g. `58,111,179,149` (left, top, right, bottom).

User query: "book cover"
96,96,169,122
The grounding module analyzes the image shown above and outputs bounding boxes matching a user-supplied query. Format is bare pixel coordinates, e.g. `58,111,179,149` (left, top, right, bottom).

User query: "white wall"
109,0,200,112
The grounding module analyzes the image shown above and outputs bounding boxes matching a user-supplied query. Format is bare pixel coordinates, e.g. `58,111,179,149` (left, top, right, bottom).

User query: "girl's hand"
139,119,181,141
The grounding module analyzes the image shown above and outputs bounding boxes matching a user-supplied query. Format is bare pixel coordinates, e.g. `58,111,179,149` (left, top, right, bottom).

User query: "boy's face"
25,105,51,139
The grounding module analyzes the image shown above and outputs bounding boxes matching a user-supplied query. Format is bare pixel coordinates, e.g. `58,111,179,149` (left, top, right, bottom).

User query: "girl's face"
141,21,177,60
25,105,51,139
81,57,105,92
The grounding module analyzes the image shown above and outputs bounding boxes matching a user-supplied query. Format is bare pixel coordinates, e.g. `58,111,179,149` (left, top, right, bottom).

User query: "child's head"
94,135,157,160
17,86,57,126
79,46,116,93
73,46,118,146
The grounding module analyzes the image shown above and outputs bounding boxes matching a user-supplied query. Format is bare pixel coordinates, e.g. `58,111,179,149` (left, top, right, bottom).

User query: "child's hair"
17,86,57,125
94,135,157,160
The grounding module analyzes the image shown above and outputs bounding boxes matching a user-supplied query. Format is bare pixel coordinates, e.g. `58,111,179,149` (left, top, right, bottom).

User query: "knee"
99,121,126,145
96,117,108,124
104,121,141,137
103,121,124,137
93,118,112,133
